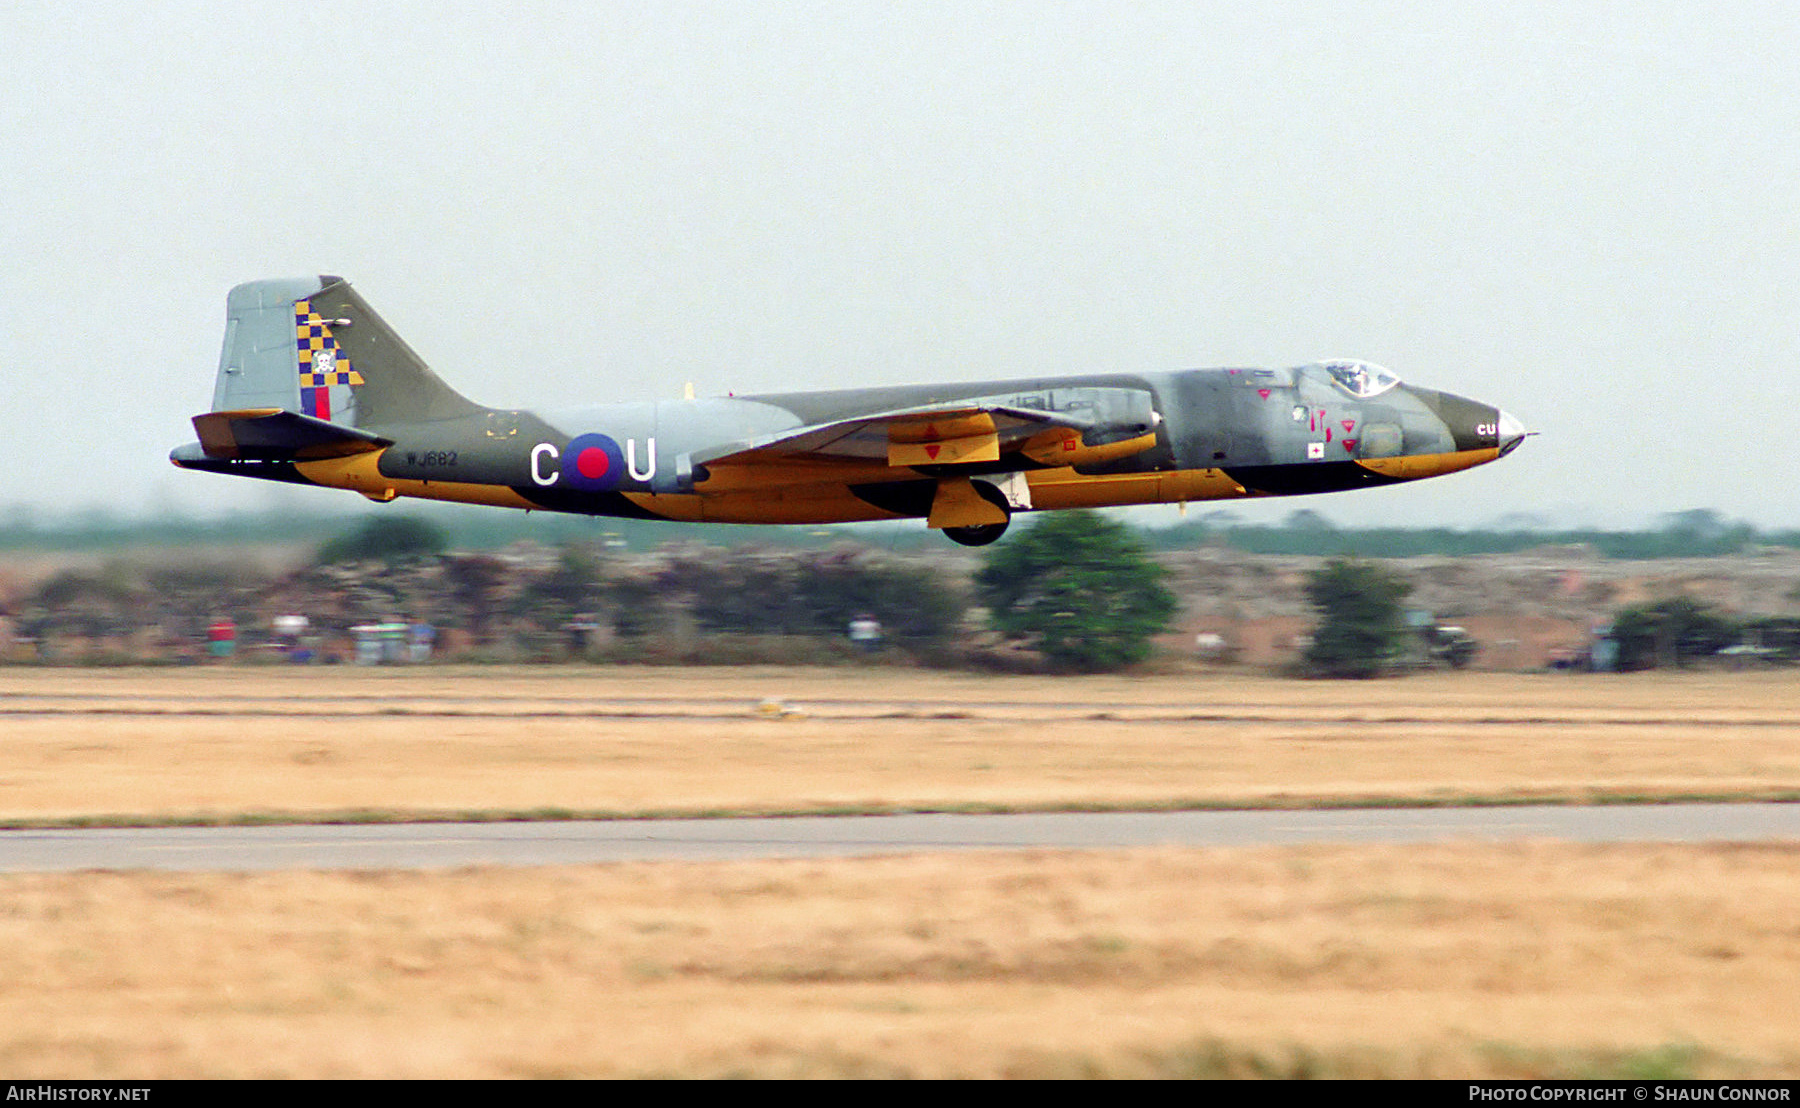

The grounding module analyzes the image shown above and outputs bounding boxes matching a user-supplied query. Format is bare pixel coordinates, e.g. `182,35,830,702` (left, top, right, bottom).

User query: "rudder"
210,276,325,415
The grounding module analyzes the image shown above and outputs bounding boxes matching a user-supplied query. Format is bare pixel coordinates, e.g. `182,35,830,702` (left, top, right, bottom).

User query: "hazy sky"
4,1,1797,530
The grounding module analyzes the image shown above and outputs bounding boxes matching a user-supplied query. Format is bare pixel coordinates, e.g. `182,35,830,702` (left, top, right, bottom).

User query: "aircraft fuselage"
172,277,1525,544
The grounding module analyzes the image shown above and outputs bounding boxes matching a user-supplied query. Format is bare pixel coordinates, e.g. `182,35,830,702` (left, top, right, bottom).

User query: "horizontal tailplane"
187,408,394,461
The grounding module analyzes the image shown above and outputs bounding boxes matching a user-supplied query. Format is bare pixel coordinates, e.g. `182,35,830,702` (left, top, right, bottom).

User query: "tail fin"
209,275,482,430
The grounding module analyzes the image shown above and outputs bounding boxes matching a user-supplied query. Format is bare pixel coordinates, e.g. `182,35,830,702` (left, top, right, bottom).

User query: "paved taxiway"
0,803,1795,872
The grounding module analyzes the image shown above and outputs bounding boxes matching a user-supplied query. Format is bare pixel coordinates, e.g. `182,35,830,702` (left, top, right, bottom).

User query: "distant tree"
141,562,274,639
1610,597,1740,670
1283,508,1337,532
676,555,808,635
315,515,449,565
27,564,144,640
975,510,1176,672
664,548,967,646
795,556,966,645
1648,510,1754,557
607,573,677,639
515,543,606,625
1658,509,1729,541
1740,617,1800,664
1301,557,1412,678
441,554,509,643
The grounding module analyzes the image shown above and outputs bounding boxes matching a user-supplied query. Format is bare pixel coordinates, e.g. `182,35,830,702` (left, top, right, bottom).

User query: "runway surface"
0,803,1795,872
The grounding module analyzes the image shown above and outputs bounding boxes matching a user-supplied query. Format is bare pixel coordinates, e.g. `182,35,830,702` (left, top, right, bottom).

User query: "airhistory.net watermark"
5,1088,150,1102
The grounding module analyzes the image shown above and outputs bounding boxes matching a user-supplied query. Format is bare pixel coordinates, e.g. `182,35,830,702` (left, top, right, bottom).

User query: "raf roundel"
561,433,626,491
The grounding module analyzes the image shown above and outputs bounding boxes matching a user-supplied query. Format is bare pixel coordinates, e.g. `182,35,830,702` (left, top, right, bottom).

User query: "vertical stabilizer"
303,277,483,426
207,275,482,430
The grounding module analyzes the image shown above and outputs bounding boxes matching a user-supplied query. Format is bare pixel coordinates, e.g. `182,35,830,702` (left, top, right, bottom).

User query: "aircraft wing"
694,403,1108,470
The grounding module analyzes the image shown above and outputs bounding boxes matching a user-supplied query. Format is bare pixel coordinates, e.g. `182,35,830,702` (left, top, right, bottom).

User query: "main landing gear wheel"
941,481,1013,546
943,521,1009,546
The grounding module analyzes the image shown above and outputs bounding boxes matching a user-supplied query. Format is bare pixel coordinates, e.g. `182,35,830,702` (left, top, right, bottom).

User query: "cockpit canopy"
1317,359,1396,397
1321,359,1401,398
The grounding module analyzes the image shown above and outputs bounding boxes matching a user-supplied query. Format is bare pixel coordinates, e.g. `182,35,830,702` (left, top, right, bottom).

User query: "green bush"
1301,557,1411,678
1610,597,1739,670
975,510,1176,672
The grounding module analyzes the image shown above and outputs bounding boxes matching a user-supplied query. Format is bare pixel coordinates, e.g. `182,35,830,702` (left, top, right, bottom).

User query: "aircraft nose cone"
1404,387,1522,456
1496,409,1529,457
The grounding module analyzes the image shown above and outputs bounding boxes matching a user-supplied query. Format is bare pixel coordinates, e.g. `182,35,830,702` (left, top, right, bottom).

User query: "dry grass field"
3,845,1797,1078
0,665,1797,1077
2,666,1799,822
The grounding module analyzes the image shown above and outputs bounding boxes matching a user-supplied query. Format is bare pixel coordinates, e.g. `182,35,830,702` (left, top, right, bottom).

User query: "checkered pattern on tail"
295,299,364,419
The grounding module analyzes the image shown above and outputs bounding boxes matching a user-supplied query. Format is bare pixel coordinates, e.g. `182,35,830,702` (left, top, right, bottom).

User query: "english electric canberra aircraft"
172,276,1527,544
